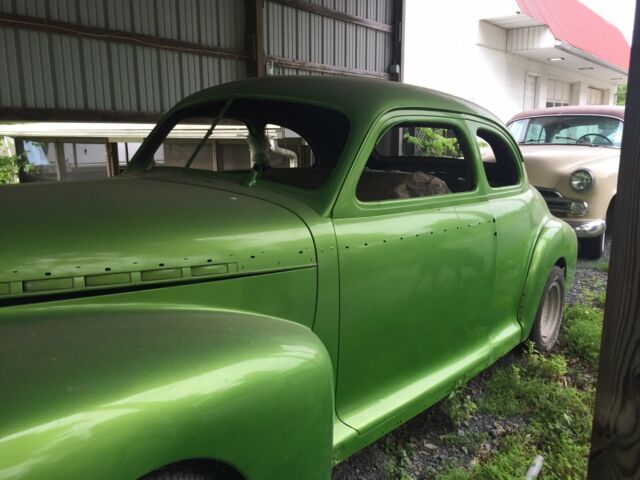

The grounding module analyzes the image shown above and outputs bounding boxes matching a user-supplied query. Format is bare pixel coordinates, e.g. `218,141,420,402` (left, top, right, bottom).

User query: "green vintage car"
0,77,576,480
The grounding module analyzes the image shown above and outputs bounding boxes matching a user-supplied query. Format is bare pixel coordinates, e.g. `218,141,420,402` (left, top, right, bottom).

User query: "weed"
441,388,478,428
384,438,416,480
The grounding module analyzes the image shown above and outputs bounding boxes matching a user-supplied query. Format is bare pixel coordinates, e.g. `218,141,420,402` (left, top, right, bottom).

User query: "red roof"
516,0,630,71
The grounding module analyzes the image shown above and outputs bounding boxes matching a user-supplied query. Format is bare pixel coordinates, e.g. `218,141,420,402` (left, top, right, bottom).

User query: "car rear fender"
517,217,577,340
0,307,334,480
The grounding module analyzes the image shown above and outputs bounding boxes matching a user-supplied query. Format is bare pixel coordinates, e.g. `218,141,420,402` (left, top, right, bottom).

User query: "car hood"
519,145,619,189
0,176,315,301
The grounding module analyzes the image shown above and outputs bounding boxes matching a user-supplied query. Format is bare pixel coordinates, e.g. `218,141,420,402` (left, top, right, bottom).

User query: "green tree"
403,127,462,157
616,84,627,106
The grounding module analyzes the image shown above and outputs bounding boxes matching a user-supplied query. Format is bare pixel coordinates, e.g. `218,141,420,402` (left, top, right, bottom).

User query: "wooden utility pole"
588,2,640,478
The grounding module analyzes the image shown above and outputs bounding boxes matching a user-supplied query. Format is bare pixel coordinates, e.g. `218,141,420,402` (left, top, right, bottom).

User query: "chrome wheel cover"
540,281,562,343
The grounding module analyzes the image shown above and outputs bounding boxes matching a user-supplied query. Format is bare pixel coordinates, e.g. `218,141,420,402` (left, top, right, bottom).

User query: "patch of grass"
564,304,603,369
592,260,609,272
582,288,606,309
436,302,602,480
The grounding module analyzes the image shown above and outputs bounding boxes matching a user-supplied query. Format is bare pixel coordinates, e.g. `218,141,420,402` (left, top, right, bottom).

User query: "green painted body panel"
0,77,576,479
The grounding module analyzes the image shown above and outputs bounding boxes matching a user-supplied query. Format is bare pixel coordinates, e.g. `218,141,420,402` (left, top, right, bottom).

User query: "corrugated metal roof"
516,0,630,71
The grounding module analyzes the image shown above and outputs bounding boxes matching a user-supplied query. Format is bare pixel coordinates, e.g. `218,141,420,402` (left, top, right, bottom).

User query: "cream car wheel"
531,266,565,352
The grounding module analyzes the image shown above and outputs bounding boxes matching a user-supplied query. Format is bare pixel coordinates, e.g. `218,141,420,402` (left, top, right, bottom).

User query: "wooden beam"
245,0,266,77
105,142,120,177
587,2,640,478
0,13,249,62
269,0,393,33
266,55,392,79
390,0,405,82
54,142,67,181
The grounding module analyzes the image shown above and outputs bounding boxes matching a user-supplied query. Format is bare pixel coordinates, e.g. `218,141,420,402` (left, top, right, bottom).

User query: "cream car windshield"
509,115,623,148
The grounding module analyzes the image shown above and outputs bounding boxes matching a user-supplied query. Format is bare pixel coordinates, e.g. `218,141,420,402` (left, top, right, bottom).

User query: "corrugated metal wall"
0,0,246,118
0,0,400,121
265,0,393,78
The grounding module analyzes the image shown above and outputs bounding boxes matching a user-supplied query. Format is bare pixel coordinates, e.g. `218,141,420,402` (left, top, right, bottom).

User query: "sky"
580,0,636,44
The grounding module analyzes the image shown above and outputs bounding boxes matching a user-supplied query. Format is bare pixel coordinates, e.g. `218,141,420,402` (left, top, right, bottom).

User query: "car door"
470,120,543,358
331,111,498,435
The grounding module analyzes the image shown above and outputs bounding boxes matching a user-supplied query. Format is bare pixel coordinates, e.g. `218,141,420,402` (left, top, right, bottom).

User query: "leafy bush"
0,137,30,184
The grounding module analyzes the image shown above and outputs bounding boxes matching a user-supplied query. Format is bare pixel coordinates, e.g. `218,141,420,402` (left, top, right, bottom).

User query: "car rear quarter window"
476,128,521,188
356,123,475,202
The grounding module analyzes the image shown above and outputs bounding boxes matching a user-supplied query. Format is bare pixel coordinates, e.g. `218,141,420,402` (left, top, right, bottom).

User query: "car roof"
175,76,503,125
508,105,625,123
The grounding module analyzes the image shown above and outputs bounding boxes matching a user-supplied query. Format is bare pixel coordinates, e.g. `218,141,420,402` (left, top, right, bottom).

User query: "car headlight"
569,169,594,192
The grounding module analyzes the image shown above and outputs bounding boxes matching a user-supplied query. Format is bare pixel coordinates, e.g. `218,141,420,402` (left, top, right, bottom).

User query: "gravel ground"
567,238,611,306
333,242,611,480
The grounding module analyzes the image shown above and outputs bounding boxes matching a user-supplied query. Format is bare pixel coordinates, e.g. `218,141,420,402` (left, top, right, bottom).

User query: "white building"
404,0,630,121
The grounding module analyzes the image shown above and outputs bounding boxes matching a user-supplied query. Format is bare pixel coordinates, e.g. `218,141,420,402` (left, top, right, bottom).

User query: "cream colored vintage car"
508,106,623,259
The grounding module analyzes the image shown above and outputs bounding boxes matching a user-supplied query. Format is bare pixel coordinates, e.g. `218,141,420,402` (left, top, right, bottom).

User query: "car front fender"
517,217,577,340
0,307,334,480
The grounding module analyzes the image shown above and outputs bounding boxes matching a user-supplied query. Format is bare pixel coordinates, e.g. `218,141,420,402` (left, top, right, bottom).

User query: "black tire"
580,233,605,260
141,463,229,480
530,266,565,352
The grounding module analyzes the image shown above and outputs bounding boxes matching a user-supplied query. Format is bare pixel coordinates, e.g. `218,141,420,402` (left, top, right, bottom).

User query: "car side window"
476,128,521,188
356,123,475,202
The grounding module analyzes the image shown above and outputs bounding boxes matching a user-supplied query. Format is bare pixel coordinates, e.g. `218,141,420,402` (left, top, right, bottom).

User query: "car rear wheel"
531,266,565,352
142,470,214,480
141,462,240,480
580,233,605,260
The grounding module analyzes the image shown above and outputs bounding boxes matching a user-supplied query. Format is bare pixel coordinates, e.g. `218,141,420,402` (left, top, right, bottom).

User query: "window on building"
524,74,538,110
21,141,59,181
546,79,571,107
587,87,605,105
356,123,474,202
61,143,109,180
20,141,110,182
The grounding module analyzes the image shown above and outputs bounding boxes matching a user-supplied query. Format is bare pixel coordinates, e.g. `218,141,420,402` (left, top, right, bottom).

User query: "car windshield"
508,115,623,148
129,98,350,190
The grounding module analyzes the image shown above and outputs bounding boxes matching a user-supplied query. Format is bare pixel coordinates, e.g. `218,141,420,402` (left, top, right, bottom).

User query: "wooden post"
588,3,640,478
54,142,67,181
390,0,405,82
245,0,266,77
106,142,120,177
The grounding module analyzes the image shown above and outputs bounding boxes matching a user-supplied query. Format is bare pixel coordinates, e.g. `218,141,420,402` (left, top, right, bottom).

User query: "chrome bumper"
564,219,606,238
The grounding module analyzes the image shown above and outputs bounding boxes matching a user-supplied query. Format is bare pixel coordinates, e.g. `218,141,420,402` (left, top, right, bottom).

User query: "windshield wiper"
184,97,234,169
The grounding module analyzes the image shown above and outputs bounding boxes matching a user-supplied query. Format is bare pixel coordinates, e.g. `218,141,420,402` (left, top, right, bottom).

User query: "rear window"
130,99,350,190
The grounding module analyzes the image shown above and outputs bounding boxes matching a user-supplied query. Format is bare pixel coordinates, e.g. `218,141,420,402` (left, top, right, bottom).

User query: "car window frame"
466,118,526,200
333,110,490,219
